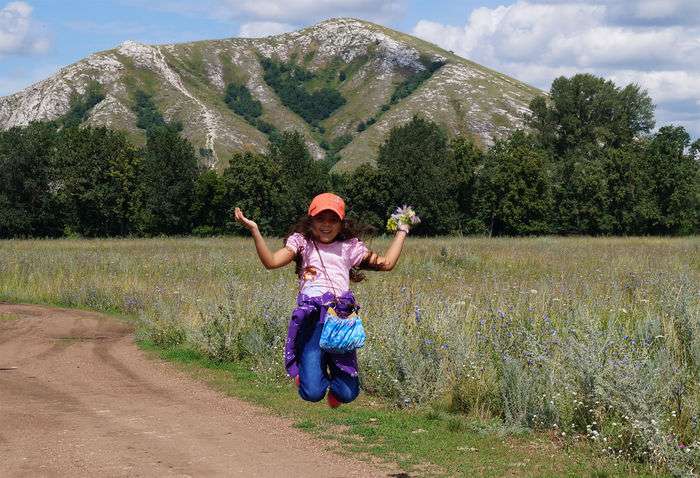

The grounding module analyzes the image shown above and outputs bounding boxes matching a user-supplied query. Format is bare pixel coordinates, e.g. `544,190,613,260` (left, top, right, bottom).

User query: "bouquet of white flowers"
386,205,421,232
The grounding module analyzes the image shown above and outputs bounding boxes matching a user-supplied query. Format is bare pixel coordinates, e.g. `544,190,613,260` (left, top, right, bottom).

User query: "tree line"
0,73,698,238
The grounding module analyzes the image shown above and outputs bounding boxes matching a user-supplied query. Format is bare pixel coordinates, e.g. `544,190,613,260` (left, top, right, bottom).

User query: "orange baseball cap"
308,192,345,220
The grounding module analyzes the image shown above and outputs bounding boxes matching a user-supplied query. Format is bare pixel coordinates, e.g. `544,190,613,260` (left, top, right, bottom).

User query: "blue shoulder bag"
312,241,366,354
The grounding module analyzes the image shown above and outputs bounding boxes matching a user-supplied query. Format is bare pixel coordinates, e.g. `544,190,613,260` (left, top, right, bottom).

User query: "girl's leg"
327,360,360,403
297,318,329,402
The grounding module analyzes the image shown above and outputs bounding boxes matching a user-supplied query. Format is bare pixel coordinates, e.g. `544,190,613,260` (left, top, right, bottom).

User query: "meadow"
1,236,698,476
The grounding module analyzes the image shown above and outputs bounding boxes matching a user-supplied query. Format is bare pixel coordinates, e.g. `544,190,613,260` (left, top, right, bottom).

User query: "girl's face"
310,210,342,243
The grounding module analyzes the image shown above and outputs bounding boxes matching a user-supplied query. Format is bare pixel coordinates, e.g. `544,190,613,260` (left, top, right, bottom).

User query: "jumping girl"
234,192,411,408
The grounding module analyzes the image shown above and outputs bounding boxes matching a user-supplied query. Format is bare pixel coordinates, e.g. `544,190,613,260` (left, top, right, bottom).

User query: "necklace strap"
312,240,339,300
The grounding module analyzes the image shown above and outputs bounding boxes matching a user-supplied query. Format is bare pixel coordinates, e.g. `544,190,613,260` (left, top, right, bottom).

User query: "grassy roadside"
137,339,659,478
0,293,664,476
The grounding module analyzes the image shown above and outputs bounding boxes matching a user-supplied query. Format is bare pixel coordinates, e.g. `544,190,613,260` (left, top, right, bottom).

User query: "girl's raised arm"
360,226,408,272
234,207,295,269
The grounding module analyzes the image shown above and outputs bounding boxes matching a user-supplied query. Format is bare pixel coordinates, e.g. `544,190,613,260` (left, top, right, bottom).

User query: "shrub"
224,82,263,120
260,58,346,125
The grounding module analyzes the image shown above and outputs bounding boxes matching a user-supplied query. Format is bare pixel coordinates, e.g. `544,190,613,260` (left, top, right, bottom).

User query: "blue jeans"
297,315,360,403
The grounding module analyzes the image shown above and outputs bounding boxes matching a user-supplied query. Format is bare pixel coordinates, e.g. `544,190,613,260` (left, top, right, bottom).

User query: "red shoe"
327,391,341,408
294,375,300,388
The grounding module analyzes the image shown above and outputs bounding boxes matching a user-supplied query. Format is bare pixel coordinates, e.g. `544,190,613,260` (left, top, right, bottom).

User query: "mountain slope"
0,18,542,170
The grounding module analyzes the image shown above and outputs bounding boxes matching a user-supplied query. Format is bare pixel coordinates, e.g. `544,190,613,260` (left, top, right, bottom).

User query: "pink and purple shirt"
284,232,368,297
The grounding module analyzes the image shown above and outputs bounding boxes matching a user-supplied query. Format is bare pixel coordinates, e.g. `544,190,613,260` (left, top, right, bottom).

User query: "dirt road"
0,303,390,477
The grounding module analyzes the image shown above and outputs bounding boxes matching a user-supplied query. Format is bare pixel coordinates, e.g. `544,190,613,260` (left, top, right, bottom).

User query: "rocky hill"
0,18,542,171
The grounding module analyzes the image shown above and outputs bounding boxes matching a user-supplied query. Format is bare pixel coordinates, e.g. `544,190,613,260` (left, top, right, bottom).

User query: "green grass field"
1,236,697,476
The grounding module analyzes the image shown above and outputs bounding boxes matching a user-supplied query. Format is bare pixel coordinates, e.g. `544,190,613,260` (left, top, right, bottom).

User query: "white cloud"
238,21,295,37
0,1,49,56
635,0,683,20
412,0,700,137
608,70,700,105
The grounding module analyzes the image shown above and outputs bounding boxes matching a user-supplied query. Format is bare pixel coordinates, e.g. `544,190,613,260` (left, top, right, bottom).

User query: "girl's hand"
234,207,258,231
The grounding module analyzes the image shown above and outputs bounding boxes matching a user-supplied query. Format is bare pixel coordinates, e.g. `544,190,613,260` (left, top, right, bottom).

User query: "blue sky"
1,0,699,138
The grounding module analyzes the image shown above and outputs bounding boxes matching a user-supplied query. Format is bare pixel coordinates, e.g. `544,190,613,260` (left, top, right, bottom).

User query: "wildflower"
414,305,422,323
386,205,421,232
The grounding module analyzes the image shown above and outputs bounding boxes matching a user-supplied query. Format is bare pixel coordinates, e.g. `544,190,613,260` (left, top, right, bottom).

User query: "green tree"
602,144,658,234
338,163,391,232
223,151,292,236
528,74,655,156
527,74,660,235
478,131,553,236
267,130,328,230
377,115,461,234
691,139,700,161
451,136,485,233
552,145,615,234
224,82,263,120
61,81,106,128
53,126,141,236
260,58,345,126
133,126,198,235
645,126,700,234
190,169,229,235
0,122,63,238
133,90,182,135
390,59,445,103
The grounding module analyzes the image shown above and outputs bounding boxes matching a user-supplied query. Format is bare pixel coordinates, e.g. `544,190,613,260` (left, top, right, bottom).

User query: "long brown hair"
283,215,376,282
